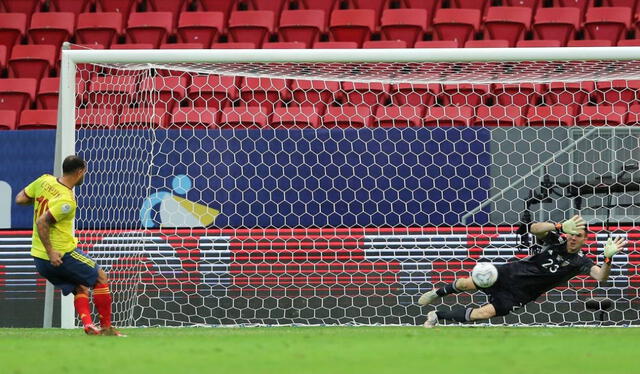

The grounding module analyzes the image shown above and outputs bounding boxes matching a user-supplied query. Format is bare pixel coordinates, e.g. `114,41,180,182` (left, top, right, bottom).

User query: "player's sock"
435,280,461,297
93,283,112,328
74,293,93,327
436,307,473,323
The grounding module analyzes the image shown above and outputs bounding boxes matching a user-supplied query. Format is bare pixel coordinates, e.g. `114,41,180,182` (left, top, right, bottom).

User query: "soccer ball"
471,262,498,288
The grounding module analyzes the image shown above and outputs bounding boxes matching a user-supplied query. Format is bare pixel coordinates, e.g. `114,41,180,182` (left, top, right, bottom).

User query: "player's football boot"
100,326,127,337
423,311,439,328
418,289,440,306
83,324,101,335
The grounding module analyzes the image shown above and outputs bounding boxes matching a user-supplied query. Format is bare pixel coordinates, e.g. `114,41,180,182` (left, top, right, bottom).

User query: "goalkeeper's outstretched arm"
590,236,627,282
530,215,586,239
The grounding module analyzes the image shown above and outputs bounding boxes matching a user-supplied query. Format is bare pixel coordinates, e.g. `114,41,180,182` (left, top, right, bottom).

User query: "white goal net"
60,47,640,326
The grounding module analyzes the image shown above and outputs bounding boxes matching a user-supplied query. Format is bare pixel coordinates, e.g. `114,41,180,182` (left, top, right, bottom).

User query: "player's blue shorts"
33,249,100,296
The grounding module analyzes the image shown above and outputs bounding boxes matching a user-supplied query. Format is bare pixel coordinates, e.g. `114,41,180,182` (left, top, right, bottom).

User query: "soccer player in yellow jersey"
15,155,124,336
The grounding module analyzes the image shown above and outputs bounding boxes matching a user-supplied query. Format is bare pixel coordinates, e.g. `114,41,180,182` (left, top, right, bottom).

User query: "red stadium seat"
228,10,274,48
555,0,591,16
0,45,6,73
475,105,526,126
380,8,428,46
342,82,391,106
290,79,342,107
0,110,17,130
526,105,576,126
160,42,204,49
0,78,35,113
36,77,60,109
432,8,481,47
566,39,613,47
262,42,305,49
483,7,532,47
617,39,640,46
373,105,425,127
76,12,123,48
146,0,188,29
110,43,154,49
423,105,475,126
126,12,173,48
95,0,137,23
604,0,638,14
449,0,490,13
594,80,640,105
139,76,188,112
391,83,441,106
625,103,640,124
219,105,269,129
584,7,632,44
8,44,56,80
76,107,118,129
18,109,57,130
49,0,92,14
299,0,339,28
516,39,562,47
171,106,218,128
197,0,237,28
322,105,372,128
348,0,388,27
363,40,408,48
86,75,137,108
2,0,40,16
532,7,580,46
329,9,376,47
576,105,627,126
0,13,27,55
493,83,544,106
247,0,288,26
118,106,168,129
414,40,459,48
269,105,322,128
502,0,541,7
312,41,358,48
402,0,439,14
544,81,595,109
464,39,509,48
188,75,239,109
211,42,256,48
239,77,290,111
441,84,490,106
28,12,75,47
177,11,224,47
278,10,325,48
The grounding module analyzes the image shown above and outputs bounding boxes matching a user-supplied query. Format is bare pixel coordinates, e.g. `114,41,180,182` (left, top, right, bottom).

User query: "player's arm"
36,211,62,266
530,215,586,239
15,189,34,205
590,237,627,282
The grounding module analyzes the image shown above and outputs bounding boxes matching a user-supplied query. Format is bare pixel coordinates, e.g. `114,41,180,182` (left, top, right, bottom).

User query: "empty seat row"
2,6,640,50
3,103,638,130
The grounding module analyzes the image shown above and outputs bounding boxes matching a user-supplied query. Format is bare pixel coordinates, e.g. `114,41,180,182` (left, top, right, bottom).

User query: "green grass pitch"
1,326,638,374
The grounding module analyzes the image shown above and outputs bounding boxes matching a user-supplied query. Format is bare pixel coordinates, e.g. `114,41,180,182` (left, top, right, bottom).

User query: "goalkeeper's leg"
424,304,497,328
418,277,477,306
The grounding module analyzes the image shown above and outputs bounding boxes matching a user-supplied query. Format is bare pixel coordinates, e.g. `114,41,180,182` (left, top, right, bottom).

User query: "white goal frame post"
50,44,640,328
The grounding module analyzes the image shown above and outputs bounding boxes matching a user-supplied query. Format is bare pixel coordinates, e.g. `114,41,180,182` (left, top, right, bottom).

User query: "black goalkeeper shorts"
481,264,535,317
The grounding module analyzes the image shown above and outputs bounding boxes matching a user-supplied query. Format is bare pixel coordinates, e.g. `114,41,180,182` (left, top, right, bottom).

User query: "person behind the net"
15,155,124,336
418,215,627,327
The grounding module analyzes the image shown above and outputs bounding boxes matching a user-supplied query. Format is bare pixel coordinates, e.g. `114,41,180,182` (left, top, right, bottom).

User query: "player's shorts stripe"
70,251,95,268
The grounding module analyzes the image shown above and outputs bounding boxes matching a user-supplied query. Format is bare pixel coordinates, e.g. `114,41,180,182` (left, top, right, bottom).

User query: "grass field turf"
1,327,638,374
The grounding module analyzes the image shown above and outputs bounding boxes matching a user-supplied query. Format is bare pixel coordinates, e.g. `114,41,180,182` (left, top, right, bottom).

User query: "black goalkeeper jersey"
499,231,595,300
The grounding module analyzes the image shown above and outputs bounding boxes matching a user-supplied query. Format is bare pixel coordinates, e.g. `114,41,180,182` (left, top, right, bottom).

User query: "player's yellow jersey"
24,174,78,260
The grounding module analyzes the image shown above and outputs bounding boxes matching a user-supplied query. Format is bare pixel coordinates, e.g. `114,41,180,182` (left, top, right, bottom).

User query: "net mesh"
71,58,640,326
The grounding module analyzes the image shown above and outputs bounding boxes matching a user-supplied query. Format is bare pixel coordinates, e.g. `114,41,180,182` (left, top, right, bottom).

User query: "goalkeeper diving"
418,215,627,327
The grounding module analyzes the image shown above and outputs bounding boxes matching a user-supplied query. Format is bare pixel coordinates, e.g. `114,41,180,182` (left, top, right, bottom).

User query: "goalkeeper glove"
604,237,627,263
557,215,586,235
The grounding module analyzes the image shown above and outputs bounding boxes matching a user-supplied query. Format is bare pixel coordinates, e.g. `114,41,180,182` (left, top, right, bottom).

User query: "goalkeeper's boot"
83,324,101,335
418,290,440,306
100,326,127,337
423,311,439,328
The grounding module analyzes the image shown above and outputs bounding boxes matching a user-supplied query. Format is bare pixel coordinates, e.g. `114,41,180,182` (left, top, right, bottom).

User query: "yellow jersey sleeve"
23,174,45,199
49,198,76,223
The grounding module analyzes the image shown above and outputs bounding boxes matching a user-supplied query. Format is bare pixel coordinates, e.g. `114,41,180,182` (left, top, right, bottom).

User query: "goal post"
53,45,640,327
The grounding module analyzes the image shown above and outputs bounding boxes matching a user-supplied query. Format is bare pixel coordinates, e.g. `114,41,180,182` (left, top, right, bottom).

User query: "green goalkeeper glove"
604,236,627,259
559,215,586,235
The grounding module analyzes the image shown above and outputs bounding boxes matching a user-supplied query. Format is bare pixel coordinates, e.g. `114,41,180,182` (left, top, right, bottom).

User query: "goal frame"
51,44,640,328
